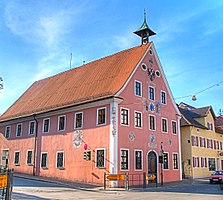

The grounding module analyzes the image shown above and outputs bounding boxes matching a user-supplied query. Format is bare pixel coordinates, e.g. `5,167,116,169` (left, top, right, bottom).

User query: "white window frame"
74,112,83,129
160,90,167,105
163,152,169,170
201,157,206,168
16,123,22,137
120,148,130,171
95,148,106,168
134,111,142,129
134,80,142,97
56,151,64,169
193,156,199,168
28,121,36,135
57,115,66,132
26,150,33,165
14,151,20,166
96,107,106,126
149,114,156,131
172,153,179,170
148,86,155,101
120,107,130,126
42,118,50,133
171,120,177,134
134,149,143,171
161,117,168,133
4,126,11,138
40,152,48,169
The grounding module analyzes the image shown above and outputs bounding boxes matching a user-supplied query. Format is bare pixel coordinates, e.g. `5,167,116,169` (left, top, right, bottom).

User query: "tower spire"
134,10,156,44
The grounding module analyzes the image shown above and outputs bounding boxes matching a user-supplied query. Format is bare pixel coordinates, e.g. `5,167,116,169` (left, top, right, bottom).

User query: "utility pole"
160,142,164,186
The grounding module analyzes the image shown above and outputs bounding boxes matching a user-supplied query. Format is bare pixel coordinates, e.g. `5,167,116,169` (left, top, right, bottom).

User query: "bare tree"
0,76,3,90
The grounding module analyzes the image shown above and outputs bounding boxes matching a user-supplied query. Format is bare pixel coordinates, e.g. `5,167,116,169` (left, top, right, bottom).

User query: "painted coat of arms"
73,130,83,148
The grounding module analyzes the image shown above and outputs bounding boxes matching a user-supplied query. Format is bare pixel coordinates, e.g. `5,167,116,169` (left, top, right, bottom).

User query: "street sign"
0,174,7,188
107,174,125,181
146,173,156,181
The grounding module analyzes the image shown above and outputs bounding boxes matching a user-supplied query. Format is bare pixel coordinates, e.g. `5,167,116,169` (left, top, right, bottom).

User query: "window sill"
41,167,48,170
57,167,65,170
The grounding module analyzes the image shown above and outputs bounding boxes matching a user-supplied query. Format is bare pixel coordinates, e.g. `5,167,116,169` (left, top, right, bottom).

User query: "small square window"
43,118,50,133
134,111,142,128
41,153,48,168
29,121,36,135
135,81,142,96
121,149,129,170
149,86,155,100
172,121,177,134
16,124,22,137
161,91,166,104
96,149,105,168
5,126,11,138
75,112,83,129
149,115,156,130
97,108,106,125
14,151,20,165
173,153,178,169
26,150,33,165
121,108,129,126
163,152,169,169
58,116,66,131
56,152,64,169
162,118,168,132
135,150,142,170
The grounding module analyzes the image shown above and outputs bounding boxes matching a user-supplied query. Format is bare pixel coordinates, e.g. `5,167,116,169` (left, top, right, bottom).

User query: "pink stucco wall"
0,105,110,185
117,45,180,183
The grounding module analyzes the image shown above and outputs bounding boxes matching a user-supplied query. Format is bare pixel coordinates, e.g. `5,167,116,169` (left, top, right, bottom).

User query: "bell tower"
134,10,156,44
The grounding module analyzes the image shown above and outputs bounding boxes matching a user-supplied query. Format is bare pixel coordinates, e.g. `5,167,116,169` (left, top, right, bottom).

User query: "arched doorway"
147,151,157,182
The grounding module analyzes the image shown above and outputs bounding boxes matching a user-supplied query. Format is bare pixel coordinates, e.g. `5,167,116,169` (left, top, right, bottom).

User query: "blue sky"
0,0,223,115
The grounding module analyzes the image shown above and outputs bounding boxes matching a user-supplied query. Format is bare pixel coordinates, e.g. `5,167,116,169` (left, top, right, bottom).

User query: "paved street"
12,176,223,200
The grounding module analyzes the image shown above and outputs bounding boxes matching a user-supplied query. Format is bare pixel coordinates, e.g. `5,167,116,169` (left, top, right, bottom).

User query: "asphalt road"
12,176,223,200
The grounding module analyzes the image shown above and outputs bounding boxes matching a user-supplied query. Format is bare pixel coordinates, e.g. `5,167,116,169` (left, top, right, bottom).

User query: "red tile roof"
0,43,151,121
215,116,223,127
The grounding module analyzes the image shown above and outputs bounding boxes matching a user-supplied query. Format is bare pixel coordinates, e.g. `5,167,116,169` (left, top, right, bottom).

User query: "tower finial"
134,10,156,44
144,9,146,22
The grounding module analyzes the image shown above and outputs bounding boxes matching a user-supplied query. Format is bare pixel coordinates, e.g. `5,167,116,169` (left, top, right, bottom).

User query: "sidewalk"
14,173,102,192
14,173,211,193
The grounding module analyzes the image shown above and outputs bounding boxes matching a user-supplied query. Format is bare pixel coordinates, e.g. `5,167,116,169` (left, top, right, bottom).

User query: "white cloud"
3,0,93,81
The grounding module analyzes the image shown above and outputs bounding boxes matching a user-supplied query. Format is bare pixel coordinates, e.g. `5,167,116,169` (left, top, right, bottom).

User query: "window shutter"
197,157,199,167
200,137,202,147
193,157,195,167
213,140,216,149
196,136,199,147
204,138,206,148
192,136,194,146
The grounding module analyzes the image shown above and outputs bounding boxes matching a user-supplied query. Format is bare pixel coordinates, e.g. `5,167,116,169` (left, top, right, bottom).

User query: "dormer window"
135,80,142,97
207,122,213,130
161,91,166,104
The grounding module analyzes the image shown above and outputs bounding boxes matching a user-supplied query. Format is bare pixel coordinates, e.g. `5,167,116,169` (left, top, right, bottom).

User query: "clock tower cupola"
134,10,156,44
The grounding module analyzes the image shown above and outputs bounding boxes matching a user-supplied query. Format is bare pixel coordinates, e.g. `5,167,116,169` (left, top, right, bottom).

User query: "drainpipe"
33,114,38,176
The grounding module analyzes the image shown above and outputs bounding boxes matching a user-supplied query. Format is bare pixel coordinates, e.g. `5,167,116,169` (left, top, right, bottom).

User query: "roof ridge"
36,44,149,84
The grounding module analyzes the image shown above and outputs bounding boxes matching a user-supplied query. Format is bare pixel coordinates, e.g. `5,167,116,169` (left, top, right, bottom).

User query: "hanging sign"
0,174,7,188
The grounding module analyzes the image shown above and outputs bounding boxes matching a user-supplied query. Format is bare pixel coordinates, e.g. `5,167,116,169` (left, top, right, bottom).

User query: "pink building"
0,16,181,186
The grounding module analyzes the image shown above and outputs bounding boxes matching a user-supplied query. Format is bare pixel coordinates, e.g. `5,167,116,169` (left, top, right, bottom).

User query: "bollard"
104,172,106,190
143,172,146,188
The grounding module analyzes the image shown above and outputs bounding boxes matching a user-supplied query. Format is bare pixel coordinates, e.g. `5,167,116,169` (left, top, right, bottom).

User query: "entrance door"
1,150,9,169
147,151,157,182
